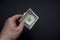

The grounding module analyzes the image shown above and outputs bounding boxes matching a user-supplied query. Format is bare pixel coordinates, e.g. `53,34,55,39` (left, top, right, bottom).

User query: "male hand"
0,14,25,40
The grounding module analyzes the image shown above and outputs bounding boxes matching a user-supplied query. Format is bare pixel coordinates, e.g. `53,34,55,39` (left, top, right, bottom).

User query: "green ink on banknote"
27,18,31,22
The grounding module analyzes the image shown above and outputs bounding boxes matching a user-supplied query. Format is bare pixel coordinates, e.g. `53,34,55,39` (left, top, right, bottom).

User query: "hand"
0,14,25,40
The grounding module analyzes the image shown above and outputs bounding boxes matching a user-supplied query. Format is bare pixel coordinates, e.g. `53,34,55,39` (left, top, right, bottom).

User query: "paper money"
19,8,39,30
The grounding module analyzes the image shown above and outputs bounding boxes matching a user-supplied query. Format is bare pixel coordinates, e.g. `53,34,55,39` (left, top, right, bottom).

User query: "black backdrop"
0,0,60,40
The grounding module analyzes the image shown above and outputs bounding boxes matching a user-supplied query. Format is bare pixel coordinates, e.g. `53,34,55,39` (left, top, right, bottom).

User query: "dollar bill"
19,8,39,30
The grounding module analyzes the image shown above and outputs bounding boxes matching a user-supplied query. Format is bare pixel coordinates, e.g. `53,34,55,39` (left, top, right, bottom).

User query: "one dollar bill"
19,8,39,30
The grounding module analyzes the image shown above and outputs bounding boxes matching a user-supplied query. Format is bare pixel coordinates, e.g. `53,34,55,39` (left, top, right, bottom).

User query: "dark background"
0,0,60,40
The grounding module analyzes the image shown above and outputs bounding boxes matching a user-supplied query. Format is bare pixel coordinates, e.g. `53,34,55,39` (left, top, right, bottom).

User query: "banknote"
19,8,39,30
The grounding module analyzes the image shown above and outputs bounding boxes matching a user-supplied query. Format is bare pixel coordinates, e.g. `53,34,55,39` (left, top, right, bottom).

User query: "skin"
0,14,25,40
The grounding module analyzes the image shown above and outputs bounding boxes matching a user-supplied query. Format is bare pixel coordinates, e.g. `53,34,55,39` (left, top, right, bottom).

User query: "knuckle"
5,18,9,23
7,18,11,21
5,17,12,23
